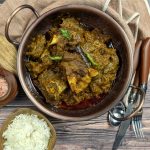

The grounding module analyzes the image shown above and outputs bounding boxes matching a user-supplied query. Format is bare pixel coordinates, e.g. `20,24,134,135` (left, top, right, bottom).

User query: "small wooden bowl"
0,108,56,150
0,67,18,107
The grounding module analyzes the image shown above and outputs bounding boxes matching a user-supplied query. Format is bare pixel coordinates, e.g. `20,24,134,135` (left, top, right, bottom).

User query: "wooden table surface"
1,81,150,150
0,0,150,150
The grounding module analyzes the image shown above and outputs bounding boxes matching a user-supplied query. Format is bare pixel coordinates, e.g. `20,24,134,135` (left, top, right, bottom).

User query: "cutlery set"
108,38,150,150
131,38,150,138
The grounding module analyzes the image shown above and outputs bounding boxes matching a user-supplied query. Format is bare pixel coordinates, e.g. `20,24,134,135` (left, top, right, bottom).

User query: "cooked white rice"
2,114,51,150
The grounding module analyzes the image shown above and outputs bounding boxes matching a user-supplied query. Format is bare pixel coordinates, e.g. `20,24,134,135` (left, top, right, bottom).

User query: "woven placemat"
0,0,150,50
0,0,149,75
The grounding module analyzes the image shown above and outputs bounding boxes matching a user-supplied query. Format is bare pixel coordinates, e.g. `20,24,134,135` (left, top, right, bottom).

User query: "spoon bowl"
108,102,125,126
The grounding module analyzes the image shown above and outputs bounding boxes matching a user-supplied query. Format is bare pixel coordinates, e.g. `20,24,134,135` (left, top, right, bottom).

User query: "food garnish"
60,28,72,40
49,55,62,61
84,52,98,66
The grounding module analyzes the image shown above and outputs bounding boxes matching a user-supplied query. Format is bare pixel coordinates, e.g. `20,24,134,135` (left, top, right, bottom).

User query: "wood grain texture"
0,81,150,150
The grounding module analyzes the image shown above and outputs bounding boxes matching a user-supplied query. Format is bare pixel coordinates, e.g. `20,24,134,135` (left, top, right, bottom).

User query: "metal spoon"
108,101,125,126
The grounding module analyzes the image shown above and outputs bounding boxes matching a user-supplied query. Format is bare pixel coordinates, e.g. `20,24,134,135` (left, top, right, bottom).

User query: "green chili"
49,56,62,61
85,52,98,66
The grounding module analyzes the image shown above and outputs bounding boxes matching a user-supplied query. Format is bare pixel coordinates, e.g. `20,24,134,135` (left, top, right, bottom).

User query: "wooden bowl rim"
0,68,18,107
0,108,56,150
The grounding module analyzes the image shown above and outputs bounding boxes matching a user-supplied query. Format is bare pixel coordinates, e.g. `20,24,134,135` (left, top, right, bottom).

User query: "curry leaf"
60,28,72,40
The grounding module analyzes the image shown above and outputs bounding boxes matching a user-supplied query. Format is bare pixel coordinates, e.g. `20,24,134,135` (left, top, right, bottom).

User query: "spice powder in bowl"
0,76,9,98
0,68,17,106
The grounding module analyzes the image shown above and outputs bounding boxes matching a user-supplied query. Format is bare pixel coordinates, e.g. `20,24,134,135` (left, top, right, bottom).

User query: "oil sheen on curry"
25,17,119,109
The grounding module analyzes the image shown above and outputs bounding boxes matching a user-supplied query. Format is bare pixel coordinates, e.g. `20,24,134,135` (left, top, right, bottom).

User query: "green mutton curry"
25,17,119,108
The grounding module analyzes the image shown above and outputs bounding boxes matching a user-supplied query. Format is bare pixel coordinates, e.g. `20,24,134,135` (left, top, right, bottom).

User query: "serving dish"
0,67,18,107
0,108,56,150
5,4,133,120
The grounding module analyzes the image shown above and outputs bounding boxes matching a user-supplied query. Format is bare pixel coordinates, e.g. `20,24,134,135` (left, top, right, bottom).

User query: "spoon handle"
131,40,141,93
133,68,140,87
133,40,142,74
